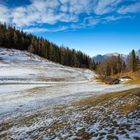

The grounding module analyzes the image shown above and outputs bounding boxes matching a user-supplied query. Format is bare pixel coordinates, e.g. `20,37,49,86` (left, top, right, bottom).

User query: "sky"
0,0,140,56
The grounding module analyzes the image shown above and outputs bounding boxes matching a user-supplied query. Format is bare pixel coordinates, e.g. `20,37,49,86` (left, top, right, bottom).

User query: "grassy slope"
111,70,140,84
0,88,140,139
125,70,140,84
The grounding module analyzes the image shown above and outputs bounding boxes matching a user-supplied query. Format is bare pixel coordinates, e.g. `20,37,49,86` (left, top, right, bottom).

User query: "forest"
96,50,140,77
0,23,139,78
0,23,94,69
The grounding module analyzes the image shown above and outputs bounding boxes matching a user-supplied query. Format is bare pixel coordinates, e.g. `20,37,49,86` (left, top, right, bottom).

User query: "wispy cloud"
103,15,133,22
93,0,122,15
0,0,139,32
118,2,140,14
23,26,68,33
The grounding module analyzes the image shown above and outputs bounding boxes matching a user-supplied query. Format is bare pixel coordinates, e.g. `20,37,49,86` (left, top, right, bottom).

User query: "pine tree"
129,50,138,72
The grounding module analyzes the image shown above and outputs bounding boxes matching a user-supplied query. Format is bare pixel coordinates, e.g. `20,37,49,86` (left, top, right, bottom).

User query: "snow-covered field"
0,48,140,139
0,48,138,121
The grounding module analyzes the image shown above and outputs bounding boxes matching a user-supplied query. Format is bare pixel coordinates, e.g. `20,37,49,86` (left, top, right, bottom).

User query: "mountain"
92,54,107,63
93,53,127,63
93,50,140,64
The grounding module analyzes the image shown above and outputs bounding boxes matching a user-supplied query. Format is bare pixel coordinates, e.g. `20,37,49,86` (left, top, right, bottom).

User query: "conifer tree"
129,50,138,72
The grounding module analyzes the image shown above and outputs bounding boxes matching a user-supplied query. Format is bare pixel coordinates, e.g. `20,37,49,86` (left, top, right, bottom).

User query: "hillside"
0,23,93,69
1,48,137,119
0,48,92,84
0,48,139,139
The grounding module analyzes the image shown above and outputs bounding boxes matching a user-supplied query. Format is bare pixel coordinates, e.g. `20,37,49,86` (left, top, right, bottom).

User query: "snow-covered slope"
0,48,138,121
0,48,93,84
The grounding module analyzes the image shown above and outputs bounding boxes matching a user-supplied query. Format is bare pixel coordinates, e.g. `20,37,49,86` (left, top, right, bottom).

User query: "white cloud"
0,4,11,23
11,0,82,26
103,15,133,22
0,0,138,32
118,2,140,14
23,26,68,33
94,0,122,15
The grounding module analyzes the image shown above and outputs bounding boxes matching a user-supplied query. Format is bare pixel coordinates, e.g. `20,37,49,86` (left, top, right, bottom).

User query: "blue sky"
0,0,140,56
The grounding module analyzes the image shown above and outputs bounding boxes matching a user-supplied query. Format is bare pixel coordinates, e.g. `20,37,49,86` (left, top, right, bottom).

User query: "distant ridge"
93,50,140,63
93,53,127,63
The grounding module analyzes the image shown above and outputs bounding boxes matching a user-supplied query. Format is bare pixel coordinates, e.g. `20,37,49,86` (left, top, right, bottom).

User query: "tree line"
0,23,139,76
96,50,140,77
0,23,94,69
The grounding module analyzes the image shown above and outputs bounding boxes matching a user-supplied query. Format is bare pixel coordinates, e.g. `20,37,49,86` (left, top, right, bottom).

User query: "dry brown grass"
119,100,139,114
112,70,140,84
73,88,140,115
127,79,140,84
